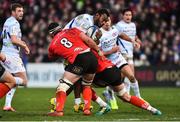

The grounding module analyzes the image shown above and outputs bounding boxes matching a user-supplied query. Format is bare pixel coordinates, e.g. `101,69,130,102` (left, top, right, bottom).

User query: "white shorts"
122,53,134,65
1,55,26,74
111,53,128,68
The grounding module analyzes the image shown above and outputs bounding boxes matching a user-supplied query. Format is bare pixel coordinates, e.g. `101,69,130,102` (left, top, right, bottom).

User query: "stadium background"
0,0,179,87
0,0,180,121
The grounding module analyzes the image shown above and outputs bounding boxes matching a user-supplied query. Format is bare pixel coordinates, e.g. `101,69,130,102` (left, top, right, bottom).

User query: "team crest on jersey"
112,32,117,37
72,66,83,74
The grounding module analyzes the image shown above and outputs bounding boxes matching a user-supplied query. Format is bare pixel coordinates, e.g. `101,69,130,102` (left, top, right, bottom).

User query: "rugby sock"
56,91,66,112
124,77,131,94
14,77,23,85
91,88,107,107
4,87,16,107
82,86,92,110
131,80,141,98
91,88,98,101
129,96,150,110
0,83,10,99
74,98,81,105
108,86,116,100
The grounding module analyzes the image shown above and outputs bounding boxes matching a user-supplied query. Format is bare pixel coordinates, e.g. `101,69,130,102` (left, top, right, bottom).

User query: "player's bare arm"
135,35,142,45
119,33,134,43
11,35,30,54
119,33,140,49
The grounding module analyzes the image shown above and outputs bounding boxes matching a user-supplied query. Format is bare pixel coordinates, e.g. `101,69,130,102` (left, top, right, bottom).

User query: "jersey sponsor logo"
74,47,83,52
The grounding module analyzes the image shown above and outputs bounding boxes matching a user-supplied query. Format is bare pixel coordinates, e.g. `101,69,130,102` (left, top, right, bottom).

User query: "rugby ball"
86,25,100,41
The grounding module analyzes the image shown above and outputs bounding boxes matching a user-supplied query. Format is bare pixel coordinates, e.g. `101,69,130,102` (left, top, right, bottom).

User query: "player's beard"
18,16,23,20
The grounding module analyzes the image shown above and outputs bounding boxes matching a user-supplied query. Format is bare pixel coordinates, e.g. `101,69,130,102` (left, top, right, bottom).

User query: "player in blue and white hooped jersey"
115,8,142,97
0,3,30,112
99,17,141,109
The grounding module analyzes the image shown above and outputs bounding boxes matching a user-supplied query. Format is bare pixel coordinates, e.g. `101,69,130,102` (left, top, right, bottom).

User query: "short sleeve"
115,22,123,34
9,24,19,36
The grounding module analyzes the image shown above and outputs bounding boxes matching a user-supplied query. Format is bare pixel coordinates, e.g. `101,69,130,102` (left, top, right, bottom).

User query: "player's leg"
49,84,75,112
81,74,95,115
0,65,16,99
103,86,118,110
3,72,27,111
129,63,141,97
1,54,27,111
73,79,83,112
94,67,122,114
125,55,141,97
121,64,141,98
112,83,161,115
48,51,98,116
48,71,80,116
91,88,111,115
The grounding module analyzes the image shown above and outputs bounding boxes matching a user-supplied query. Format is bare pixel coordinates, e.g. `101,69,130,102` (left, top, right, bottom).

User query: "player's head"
48,22,62,37
102,17,111,31
94,8,110,27
122,8,133,23
11,3,24,20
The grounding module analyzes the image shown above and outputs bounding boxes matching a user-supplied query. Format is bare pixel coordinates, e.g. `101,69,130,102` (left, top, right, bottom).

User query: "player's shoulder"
116,20,124,25
75,14,92,20
129,22,136,26
5,16,19,26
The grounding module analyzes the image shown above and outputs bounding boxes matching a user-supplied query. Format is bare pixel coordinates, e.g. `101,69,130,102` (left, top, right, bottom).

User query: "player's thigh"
121,64,134,79
65,52,97,75
63,71,81,84
0,64,15,88
1,55,26,74
96,66,123,86
122,54,135,73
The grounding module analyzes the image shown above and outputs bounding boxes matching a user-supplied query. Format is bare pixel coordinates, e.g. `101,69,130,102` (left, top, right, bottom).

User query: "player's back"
48,28,90,64
64,14,94,33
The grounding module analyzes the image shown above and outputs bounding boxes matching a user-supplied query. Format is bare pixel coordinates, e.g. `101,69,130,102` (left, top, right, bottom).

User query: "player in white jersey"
64,9,109,32
63,9,111,114
115,8,142,97
99,17,141,109
0,3,30,112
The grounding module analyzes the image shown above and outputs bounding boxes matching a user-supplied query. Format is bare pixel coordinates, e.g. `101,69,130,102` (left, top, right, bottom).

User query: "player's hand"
98,50,104,57
96,29,102,40
135,38,142,46
133,41,140,49
112,46,120,53
24,45,30,55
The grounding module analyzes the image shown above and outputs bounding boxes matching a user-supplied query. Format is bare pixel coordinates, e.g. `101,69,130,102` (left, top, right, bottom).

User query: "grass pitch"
0,87,180,121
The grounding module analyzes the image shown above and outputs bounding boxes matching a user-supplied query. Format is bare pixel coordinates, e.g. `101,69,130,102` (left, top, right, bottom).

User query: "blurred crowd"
0,0,180,66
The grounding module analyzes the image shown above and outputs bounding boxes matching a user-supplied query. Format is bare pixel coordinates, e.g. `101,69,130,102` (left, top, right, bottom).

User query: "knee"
121,93,131,102
57,78,73,92
128,75,136,83
5,82,16,89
